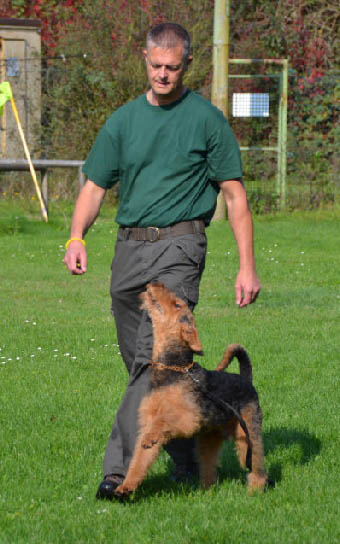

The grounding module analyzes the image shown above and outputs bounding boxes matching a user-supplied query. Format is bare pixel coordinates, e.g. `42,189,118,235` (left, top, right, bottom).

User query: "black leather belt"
118,220,205,242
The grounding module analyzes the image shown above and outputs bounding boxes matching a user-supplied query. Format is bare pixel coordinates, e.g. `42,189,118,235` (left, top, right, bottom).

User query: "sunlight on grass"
0,201,339,543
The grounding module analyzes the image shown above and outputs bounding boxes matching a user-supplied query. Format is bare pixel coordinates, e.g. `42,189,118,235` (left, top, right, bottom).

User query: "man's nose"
159,66,167,79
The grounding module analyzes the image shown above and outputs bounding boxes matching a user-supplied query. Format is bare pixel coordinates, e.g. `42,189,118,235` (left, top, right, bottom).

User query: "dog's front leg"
141,424,161,449
114,432,164,497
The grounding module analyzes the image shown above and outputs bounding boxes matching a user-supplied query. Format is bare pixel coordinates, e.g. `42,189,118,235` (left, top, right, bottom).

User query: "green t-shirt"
83,90,242,227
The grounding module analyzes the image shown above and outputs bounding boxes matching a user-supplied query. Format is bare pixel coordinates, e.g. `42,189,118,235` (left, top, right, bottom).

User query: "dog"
114,282,268,497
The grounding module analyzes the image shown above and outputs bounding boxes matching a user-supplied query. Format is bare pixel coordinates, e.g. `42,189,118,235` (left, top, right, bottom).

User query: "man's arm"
219,179,261,307
64,180,106,275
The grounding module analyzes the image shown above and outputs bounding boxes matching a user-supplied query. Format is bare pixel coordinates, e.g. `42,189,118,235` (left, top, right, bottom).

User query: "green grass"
0,200,339,543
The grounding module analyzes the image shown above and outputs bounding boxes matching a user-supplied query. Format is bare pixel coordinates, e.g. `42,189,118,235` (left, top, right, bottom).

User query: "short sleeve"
206,116,242,182
82,121,120,189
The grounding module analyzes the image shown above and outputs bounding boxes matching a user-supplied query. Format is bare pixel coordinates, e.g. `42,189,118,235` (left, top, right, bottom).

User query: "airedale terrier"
114,282,268,497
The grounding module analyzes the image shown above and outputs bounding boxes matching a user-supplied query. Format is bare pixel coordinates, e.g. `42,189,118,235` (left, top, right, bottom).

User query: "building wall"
0,18,41,158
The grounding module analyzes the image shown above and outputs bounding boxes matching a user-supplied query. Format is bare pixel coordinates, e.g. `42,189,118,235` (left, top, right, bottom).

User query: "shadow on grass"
120,472,201,504
119,426,321,503
0,213,31,235
218,426,321,486
262,426,322,484
0,205,69,235
0,215,69,235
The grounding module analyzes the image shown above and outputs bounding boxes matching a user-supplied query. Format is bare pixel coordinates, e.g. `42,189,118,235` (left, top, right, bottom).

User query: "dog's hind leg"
197,429,224,489
234,401,268,493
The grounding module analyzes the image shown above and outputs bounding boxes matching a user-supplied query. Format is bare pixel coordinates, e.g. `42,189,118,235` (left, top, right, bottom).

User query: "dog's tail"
215,344,253,383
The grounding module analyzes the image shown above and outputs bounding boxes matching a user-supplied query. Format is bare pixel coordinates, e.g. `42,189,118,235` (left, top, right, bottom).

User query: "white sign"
232,93,269,117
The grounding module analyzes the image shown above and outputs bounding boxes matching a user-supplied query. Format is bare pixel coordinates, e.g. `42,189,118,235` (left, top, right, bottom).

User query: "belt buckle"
148,227,160,242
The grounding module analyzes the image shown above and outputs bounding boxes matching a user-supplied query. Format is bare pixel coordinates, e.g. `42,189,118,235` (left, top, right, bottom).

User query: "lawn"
0,200,339,543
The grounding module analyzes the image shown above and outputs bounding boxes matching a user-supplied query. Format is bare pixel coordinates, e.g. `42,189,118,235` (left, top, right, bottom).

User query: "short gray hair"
146,23,191,64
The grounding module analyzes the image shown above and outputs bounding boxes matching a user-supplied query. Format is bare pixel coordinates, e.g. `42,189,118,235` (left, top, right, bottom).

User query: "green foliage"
289,73,340,149
40,0,340,209
43,60,120,158
2,0,339,208
247,189,280,215
40,0,214,158
9,0,26,15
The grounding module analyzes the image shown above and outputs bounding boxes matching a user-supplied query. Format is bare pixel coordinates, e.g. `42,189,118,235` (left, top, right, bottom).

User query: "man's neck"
146,86,187,106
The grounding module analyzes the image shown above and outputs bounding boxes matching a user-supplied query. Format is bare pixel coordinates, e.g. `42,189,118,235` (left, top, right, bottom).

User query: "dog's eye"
179,314,190,324
174,303,181,309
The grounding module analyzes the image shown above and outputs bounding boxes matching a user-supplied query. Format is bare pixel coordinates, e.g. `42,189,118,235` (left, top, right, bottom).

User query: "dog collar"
150,361,195,374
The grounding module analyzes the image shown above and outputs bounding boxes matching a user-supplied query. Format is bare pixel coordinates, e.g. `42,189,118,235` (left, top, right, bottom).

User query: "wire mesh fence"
227,66,339,211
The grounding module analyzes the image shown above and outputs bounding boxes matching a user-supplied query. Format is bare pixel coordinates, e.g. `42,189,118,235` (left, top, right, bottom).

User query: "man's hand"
219,179,261,308
64,240,88,275
63,180,106,276
235,268,261,308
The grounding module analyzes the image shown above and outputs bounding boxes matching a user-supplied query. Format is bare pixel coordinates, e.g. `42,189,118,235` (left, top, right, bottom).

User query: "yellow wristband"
65,237,86,250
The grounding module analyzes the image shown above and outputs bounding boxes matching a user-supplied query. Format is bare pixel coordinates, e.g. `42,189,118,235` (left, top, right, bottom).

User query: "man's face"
143,44,191,104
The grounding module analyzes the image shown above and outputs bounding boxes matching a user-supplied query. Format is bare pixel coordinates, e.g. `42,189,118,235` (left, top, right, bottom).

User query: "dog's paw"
246,473,268,494
114,484,133,498
141,433,159,449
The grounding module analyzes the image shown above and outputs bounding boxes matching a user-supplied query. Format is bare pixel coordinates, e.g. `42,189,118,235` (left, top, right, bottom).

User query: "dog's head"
140,282,203,355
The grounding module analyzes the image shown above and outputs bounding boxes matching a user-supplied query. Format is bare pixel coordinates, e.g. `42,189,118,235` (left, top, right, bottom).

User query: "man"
64,23,260,500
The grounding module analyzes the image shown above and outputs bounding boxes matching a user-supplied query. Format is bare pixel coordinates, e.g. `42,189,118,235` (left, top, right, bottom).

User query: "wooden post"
41,168,48,212
0,37,6,156
78,166,85,188
211,0,230,221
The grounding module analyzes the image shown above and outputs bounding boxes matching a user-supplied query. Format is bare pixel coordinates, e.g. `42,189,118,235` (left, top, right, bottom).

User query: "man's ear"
142,48,148,63
181,322,203,354
184,55,193,71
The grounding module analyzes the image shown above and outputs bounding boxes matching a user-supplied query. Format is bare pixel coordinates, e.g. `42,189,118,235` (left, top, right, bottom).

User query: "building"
0,18,41,158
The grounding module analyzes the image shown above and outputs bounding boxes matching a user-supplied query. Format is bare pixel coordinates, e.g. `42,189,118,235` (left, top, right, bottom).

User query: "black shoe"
96,474,124,500
170,463,198,484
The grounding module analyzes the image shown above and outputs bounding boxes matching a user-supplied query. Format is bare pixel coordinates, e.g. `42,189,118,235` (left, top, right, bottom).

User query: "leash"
187,366,253,472
150,360,253,471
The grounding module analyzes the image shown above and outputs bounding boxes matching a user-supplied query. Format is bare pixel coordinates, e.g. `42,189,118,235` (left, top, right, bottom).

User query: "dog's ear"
181,323,203,354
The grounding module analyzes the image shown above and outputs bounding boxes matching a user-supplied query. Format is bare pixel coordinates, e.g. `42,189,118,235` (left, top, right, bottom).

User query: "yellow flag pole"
10,96,48,222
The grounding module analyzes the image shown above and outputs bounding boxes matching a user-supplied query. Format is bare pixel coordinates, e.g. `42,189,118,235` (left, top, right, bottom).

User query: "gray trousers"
103,230,207,477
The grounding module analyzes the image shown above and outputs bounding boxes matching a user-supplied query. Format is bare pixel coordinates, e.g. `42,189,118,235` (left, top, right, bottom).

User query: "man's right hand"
64,240,88,275
63,180,106,276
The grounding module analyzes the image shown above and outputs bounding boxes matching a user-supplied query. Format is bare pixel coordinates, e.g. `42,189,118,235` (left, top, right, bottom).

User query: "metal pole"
229,58,288,208
211,0,230,221
280,59,288,209
277,72,283,198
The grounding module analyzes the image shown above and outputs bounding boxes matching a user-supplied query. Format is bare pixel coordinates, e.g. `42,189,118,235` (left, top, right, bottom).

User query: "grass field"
0,200,339,543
